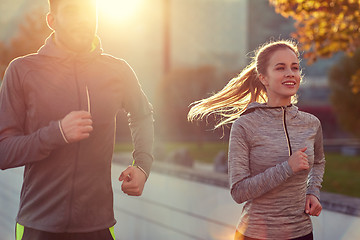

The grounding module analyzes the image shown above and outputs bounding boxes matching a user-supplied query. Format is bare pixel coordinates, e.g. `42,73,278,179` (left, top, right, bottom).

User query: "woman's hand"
288,147,309,173
305,194,322,216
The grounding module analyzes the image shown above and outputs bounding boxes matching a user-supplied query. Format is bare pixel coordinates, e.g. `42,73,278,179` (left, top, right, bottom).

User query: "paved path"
1,162,360,240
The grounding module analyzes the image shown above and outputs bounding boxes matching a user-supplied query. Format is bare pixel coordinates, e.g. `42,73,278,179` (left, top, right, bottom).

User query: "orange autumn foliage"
270,0,360,94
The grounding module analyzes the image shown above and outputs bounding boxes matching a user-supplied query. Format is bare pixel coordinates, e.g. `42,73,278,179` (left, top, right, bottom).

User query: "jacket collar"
37,32,103,62
243,102,299,119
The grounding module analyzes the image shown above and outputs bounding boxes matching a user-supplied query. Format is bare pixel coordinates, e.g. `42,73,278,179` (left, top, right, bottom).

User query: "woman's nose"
285,69,295,77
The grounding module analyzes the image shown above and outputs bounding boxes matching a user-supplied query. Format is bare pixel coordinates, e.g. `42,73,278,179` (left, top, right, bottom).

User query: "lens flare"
97,0,143,21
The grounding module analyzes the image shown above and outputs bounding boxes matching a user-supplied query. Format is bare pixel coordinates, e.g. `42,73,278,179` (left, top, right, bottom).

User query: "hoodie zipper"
66,60,82,230
282,106,292,156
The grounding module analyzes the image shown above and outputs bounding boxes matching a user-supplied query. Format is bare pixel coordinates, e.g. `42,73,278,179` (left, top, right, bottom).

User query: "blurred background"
0,0,359,239
1,0,358,195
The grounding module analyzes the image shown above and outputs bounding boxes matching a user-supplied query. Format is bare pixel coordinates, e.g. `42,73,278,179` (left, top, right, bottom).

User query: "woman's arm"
229,121,294,204
307,123,326,200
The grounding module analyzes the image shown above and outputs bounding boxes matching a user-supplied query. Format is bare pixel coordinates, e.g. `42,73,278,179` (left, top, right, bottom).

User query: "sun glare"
97,0,143,21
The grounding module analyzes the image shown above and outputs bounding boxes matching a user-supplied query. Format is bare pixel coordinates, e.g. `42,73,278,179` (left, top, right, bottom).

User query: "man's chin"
70,38,94,53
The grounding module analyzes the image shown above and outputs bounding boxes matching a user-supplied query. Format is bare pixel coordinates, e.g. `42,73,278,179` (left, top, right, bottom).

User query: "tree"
329,49,360,137
269,0,360,93
0,8,51,80
156,65,232,142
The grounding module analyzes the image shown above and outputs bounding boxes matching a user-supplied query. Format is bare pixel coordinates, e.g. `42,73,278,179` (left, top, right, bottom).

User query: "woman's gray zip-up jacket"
0,34,154,233
229,102,325,240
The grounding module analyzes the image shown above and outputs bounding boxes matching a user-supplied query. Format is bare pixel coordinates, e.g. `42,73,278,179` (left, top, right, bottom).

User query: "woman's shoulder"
233,109,260,129
297,110,321,126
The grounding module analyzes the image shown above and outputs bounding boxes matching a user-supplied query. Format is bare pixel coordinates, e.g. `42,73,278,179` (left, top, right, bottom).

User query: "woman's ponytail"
187,62,267,128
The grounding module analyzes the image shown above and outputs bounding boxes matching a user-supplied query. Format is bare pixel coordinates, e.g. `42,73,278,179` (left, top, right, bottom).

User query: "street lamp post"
163,0,171,74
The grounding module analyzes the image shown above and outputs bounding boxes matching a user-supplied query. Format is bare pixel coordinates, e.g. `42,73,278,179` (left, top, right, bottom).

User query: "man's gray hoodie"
0,34,154,233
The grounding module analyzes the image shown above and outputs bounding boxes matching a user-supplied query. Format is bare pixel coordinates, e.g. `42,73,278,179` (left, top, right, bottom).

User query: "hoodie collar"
243,102,299,119
37,33,103,62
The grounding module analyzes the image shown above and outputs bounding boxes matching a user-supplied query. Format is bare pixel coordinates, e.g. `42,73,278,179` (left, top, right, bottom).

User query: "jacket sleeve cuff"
132,151,153,177
58,121,69,143
306,187,321,200
282,160,294,178
39,120,69,150
135,165,148,180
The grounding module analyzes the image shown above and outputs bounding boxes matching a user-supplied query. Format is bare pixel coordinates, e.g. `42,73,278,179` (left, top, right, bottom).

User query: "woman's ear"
46,13,55,31
258,74,268,86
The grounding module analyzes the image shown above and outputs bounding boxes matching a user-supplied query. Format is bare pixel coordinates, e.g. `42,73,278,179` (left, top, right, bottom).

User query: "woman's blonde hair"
187,40,300,128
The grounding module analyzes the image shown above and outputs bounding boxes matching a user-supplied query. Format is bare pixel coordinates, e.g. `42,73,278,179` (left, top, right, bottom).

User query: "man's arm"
121,60,154,176
0,61,67,170
118,60,154,196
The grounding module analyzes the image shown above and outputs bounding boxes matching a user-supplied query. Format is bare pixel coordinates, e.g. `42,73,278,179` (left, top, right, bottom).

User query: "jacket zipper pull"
282,106,292,156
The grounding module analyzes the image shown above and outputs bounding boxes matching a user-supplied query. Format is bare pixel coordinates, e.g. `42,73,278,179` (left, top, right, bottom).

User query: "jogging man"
0,0,154,239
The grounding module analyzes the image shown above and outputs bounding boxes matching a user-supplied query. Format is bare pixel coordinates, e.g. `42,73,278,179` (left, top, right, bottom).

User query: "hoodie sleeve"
120,60,154,177
229,119,294,204
0,60,67,170
306,121,325,199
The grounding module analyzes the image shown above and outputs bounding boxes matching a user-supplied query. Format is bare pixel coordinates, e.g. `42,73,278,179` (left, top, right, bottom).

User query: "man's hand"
305,194,322,216
288,147,309,173
60,111,93,143
119,166,147,196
